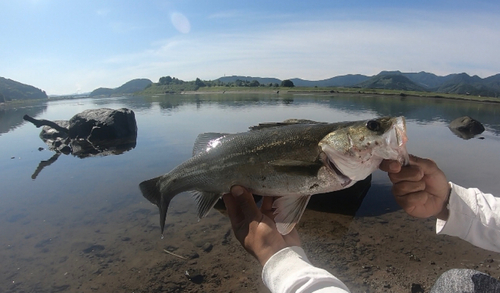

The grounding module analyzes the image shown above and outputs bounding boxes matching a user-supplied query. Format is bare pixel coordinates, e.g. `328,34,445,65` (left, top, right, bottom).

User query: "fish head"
319,116,409,183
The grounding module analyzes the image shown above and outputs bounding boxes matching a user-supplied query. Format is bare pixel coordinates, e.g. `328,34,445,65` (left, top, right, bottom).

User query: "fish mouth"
393,117,410,166
322,153,352,187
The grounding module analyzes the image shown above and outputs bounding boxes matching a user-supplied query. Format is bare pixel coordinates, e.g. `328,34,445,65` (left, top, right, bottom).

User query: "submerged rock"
185,269,204,284
449,116,485,140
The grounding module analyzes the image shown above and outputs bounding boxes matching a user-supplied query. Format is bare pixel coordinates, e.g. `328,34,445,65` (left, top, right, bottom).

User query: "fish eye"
366,120,381,132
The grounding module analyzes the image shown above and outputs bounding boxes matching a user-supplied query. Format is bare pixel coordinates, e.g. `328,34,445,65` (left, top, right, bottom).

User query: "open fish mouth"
392,117,410,166
321,153,352,187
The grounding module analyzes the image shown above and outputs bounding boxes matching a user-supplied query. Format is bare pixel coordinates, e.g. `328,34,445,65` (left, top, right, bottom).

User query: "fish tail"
139,176,173,234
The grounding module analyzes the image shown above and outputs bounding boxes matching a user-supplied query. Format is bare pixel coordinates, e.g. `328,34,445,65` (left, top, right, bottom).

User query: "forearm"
436,182,500,253
262,246,350,293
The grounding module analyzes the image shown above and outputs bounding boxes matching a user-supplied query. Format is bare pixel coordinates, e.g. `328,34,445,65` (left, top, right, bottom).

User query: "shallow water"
1,93,500,292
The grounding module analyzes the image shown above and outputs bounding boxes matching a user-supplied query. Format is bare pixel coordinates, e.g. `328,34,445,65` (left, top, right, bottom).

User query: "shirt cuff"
436,182,476,236
262,246,350,293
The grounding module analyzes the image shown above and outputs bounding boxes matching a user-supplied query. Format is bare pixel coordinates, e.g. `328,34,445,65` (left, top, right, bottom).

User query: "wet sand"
2,190,499,293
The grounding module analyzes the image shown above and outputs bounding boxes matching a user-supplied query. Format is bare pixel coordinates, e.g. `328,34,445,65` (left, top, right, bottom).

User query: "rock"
186,251,200,259
411,283,425,293
25,108,138,179
82,244,105,254
29,108,137,157
185,269,203,284
449,116,485,139
68,108,137,142
202,242,213,252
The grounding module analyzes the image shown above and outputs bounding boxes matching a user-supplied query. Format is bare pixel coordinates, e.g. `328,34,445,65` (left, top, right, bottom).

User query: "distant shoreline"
179,88,500,104
2,87,500,110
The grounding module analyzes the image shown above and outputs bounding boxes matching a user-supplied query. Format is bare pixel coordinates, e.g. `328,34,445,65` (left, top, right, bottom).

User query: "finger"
222,193,244,225
230,185,261,221
261,196,274,211
260,196,275,219
409,155,437,172
379,159,402,173
392,180,426,197
394,190,428,210
388,164,424,183
283,228,301,247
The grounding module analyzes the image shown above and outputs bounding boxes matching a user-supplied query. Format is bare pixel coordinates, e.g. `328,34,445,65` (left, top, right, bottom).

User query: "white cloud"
170,12,191,34
123,10,500,83
17,8,500,94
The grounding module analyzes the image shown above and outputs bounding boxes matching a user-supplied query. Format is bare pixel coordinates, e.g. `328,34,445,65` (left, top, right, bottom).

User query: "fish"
139,116,409,235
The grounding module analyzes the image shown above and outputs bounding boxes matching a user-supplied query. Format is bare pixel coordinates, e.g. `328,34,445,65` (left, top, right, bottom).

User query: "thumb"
230,185,260,221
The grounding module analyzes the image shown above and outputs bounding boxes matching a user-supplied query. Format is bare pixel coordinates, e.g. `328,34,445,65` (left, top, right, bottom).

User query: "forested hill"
0,77,48,102
89,78,152,97
219,71,500,97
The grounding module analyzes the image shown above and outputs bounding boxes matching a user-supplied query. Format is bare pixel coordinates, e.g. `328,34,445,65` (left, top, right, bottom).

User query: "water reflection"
0,102,47,135
137,94,500,134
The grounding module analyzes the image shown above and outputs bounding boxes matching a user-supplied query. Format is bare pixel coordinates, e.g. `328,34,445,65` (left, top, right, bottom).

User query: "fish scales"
140,117,409,235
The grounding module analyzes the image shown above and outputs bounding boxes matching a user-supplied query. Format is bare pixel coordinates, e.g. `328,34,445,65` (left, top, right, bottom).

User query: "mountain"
355,73,428,92
90,78,152,97
483,74,500,92
217,75,281,85
292,74,369,87
433,73,497,96
0,77,48,101
400,71,455,89
215,72,500,96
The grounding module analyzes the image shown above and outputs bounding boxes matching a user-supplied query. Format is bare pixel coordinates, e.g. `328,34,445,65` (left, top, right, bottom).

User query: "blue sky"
1,0,499,95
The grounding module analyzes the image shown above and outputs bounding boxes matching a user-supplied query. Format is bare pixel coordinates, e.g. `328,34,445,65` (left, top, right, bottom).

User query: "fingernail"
231,186,244,197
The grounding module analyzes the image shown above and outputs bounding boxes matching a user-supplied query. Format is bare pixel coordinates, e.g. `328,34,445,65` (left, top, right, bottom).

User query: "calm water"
1,93,500,291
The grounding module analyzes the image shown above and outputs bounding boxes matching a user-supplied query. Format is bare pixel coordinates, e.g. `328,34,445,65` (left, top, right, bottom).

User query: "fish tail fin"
139,176,172,234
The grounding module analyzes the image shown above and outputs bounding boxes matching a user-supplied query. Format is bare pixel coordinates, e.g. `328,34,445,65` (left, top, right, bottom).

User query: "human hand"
223,186,301,266
379,155,451,220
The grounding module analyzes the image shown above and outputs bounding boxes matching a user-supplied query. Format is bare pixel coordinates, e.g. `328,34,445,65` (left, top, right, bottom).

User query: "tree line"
157,76,295,88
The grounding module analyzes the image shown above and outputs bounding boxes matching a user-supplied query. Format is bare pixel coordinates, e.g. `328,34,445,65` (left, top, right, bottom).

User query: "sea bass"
140,117,409,235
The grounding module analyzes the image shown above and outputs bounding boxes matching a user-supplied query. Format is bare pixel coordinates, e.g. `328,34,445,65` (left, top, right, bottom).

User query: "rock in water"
449,116,485,139
68,108,137,143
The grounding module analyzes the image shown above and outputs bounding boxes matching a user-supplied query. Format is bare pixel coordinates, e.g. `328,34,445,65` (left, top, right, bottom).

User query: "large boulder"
68,108,137,143
27,108,137,157
449,116,485,139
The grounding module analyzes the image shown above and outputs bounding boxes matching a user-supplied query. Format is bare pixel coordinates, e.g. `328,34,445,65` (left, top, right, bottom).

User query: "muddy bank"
2,192,498,293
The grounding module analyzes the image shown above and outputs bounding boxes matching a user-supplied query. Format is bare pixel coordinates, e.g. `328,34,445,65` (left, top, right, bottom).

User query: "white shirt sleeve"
262,246,350,293
436,182,500,253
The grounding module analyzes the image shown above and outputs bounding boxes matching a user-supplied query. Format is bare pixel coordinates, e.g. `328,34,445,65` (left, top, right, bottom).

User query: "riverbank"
2,87,499,109
179,87,500,104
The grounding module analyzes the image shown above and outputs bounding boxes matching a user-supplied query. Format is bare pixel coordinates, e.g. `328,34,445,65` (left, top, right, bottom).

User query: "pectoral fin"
272,195,311,235
192,191,222,219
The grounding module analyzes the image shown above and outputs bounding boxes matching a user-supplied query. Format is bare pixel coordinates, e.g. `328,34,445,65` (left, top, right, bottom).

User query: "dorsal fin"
192,133,228,156
249,119,325,130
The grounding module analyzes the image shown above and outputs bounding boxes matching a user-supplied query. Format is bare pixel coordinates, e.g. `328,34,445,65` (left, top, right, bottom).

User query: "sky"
1,0,500,95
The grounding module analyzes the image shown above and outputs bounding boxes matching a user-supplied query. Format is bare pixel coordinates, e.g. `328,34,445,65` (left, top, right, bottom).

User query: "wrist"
436,183,451,221
256,244,288,266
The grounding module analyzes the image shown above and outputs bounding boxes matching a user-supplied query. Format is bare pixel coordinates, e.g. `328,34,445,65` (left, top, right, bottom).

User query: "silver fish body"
140,117,409,235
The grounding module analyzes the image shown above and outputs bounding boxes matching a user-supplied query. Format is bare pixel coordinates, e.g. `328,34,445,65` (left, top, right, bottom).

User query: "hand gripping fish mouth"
320,116,409,185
